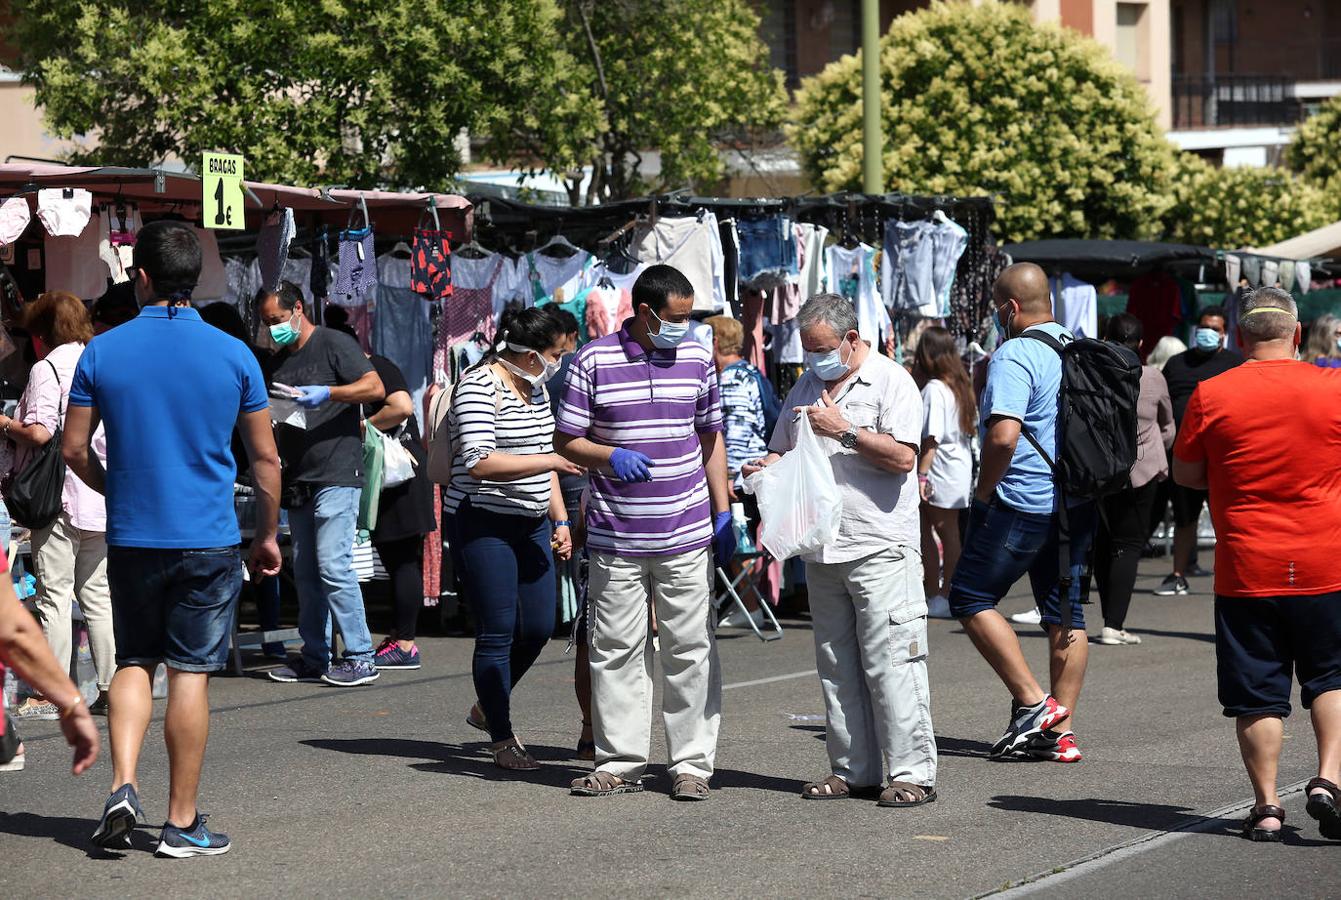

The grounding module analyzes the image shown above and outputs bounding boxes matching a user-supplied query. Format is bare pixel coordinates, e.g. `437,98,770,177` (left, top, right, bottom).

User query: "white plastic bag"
744,414,843,560
380,431,417,488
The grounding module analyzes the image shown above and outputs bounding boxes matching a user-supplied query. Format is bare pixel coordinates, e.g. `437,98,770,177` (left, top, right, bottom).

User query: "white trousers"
808,545,937,788
588,548,722,780
31,512,115,690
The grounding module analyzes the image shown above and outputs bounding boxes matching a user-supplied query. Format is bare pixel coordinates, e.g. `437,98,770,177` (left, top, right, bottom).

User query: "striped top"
720,361,768,479
557,321,723,556
444,363,554,517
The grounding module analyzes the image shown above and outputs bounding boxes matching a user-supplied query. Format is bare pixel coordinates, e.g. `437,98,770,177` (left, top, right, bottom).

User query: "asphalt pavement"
2,559,1338,898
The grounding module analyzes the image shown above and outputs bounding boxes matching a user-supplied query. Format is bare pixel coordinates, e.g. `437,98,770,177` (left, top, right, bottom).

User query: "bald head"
993,263,1053,315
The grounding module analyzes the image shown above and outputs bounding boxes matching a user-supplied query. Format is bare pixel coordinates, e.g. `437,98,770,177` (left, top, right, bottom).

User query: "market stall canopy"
1001,239,1218,281
1249,220,1341,262
0,163,470,235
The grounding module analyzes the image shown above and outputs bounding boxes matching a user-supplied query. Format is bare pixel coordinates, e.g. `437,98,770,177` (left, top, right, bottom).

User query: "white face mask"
805,339,852,381
501,342,559,386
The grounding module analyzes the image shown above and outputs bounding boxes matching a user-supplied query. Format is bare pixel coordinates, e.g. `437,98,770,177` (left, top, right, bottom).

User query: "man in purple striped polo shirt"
556,265,733,801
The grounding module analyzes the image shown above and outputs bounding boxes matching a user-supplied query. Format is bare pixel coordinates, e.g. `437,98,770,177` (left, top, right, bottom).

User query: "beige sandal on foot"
570,771,643,796
491,738,539,771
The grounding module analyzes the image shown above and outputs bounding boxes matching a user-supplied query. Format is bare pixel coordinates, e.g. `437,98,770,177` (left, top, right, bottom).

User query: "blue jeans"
459,499,555,744
108,546,242,673
736,215,797,283
288,485,373,668
948,497,1097,629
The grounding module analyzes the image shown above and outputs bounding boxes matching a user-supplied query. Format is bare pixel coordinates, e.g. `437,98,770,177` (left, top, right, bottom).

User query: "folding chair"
714,550,783,642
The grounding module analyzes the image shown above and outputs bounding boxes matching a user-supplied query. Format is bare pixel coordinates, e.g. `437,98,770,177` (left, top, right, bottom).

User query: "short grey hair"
1238,286,1298,342
796,292,859,340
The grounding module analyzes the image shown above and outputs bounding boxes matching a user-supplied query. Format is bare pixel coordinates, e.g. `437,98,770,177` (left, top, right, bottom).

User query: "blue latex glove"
609,448,655,483
295,385,331,408
712,511,735,568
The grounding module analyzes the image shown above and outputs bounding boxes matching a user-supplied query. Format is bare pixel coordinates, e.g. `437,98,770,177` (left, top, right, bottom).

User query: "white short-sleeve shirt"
921,379,973,510
770,350,922,564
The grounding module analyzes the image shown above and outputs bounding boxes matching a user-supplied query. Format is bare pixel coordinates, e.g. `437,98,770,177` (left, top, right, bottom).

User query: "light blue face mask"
649,310,690,349
805,339,852,381
1193,327,1222,353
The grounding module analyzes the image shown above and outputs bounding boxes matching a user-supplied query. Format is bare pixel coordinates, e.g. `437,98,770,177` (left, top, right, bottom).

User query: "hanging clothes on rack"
436,253,507,384
881,219,937,316
1052,272,1098,339
930,212,969,317
333,199,377,301
193,227,228,302
527,241,591,306
44,212,104,300
576,283,633,342
736,214,797,287
632,215,722,312
828,242,882,344
256,206,296,292
373,252,434,417
0,196,31,246
774,222,829,365
410,204,452,302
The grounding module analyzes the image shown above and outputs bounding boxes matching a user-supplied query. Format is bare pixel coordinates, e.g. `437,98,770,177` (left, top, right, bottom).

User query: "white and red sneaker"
1022,730,1082,763
989,694,1071,759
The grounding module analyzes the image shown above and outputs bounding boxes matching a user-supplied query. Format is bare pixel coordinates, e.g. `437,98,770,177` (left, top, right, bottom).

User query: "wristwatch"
839,426,859,450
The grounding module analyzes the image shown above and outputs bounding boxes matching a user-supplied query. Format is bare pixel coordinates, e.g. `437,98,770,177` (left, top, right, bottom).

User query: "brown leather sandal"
1305,778,1341,840
671,773,710,801
1241,804,1285,842
570,771,643,796
878,781,938,808
802,774,852,800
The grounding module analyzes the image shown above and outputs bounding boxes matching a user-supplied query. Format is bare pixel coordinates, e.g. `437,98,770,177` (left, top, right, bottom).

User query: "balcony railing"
1172,75,1301,130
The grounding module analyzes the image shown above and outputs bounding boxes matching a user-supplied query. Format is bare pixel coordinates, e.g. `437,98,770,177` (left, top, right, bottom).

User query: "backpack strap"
1016,328,1079,631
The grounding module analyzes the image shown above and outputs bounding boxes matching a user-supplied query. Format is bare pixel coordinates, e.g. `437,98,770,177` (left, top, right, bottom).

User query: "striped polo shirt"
557,321,723,556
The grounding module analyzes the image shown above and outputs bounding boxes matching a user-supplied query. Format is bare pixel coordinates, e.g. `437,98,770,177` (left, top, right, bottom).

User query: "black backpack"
1020,332,1141,628
4,360,68,529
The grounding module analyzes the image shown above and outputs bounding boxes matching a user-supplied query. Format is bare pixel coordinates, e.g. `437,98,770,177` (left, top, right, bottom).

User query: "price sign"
202,152,245,230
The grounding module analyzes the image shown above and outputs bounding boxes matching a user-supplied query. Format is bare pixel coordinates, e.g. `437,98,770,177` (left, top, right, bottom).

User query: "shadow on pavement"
0,811,157,859
302,737,586,789
987,794,1214,831
1124,628,1215,644
936,736,995,758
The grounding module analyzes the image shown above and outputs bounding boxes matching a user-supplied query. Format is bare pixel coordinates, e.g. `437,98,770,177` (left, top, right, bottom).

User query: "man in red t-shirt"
1174,286,1341,844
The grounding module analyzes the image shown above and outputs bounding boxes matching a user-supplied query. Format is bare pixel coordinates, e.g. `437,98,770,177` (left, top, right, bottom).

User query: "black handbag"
6,360,67,529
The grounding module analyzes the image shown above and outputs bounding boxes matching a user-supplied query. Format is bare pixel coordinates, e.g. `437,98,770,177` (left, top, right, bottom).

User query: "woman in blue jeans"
445,308,582,771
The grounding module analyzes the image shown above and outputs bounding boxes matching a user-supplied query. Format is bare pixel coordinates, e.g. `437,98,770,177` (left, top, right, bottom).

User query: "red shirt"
1175,359,1341,597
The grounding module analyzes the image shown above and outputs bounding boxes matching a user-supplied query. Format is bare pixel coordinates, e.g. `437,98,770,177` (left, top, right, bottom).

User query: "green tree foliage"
1287,94,1341,199
1163,154,1338,249
10,0,601,188
790,1,1175,243
560,0,787,203
10,1,786,200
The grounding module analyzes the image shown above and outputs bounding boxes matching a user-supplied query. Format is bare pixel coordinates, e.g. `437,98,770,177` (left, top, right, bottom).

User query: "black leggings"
374,536,424,641
1093,480,1159,631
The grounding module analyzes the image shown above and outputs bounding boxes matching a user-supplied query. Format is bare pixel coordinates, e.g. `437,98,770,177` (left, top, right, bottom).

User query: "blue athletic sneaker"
374,640,421,671
91,783,146,849
156,813,231,858
320,660,380,687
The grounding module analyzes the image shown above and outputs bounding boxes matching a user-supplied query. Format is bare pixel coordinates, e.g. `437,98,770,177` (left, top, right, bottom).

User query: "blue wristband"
553,520,571,528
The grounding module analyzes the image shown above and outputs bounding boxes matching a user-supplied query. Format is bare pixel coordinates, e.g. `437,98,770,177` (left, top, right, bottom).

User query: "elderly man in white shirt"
745,292,936,807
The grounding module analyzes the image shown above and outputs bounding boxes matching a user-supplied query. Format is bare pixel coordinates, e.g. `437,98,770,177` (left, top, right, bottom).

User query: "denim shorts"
109,546,243,673
1215,592,1341,718
947,497,1097,629
736,215,797,285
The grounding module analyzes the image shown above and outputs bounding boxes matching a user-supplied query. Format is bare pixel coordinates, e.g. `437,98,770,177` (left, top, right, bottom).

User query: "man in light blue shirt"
948,263,1096,766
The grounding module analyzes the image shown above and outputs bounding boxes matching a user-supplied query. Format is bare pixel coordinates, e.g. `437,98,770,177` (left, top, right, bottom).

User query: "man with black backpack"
949,263,1140,764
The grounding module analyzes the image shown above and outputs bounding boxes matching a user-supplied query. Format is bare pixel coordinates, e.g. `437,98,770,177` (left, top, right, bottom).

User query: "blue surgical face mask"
649,309,690,349
270,311,300,347
1194,327,1222,353
805,339,852,381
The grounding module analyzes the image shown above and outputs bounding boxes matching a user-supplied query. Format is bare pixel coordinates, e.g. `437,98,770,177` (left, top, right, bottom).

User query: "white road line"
981,778,1313,898
723,669,816,691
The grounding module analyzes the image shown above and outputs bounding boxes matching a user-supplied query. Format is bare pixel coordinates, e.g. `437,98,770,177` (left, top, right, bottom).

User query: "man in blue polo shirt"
948,262,1096,766
62,221,282,858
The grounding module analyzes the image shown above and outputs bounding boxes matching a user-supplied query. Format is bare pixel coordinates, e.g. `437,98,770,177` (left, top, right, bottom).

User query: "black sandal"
1305,777,1341,840
1241,804,1285,842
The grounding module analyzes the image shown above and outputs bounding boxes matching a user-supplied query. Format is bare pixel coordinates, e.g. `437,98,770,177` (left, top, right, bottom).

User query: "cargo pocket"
889,602,929,665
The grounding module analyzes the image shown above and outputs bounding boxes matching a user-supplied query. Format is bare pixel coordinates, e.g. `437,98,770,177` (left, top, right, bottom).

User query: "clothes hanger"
390,239,413,258
536,231,579,258
454,238,489,259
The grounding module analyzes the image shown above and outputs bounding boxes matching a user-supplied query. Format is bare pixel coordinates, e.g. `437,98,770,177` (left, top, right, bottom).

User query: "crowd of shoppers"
6,244,1341,852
